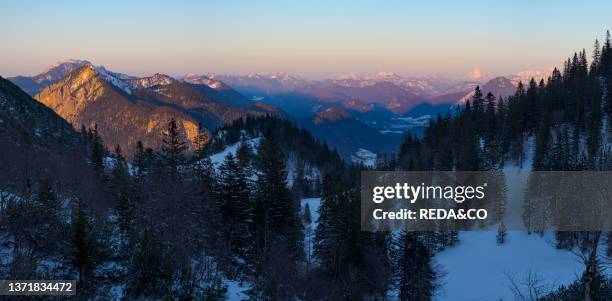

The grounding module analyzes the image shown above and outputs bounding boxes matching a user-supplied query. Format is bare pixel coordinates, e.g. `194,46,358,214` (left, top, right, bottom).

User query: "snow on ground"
108,284,125,301
92,65,132,94
302,198,321,266
351,148,377,167
286,158,321,186
434,138,585,300
209,137,261,167
302,198,321,230
434,231,583,301
209,137,320,185
0,191,22,204
0,234,14,270
225,278,250,301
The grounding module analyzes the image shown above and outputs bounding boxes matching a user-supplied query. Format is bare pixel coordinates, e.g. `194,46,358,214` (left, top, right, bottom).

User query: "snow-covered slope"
126,73,176,90
209,137,261,168
208,136,321,185
435,231,582,300
225,278,251,301
302,198,321,266
350,148,377,167
92,65,133,94
332,72,440,97
434,139,582,300
183,74,227,90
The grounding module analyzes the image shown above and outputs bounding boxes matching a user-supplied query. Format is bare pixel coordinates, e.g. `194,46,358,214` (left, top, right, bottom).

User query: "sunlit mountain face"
14,62,277,158
8,59,545,162
196,70,534,160
2,1,612,299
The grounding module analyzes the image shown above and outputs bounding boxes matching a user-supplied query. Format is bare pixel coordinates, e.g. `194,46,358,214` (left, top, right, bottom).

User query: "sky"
1,0,611,79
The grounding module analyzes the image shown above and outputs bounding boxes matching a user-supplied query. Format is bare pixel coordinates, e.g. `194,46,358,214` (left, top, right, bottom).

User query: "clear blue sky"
1,0,611,79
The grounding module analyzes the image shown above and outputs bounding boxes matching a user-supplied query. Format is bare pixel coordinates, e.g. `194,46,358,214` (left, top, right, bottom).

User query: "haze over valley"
5,59,552,164
3,1,612,300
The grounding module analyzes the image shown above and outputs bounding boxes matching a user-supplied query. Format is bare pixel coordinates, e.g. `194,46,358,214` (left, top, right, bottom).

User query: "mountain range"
15,62,277,157
6,60,546,161
456,76,517,104
7,59,92,95
201,70,545,116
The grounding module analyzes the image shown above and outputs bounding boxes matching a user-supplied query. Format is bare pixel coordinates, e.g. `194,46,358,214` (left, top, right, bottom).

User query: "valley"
1,1,612,298
7,59,543,165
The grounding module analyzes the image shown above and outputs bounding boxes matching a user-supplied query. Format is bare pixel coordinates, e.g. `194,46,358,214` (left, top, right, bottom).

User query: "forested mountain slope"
394,32,612,300
0,76,107,203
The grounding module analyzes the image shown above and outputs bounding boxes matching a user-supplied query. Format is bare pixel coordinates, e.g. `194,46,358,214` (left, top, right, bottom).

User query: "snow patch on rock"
351,148,377,167
92,65,132,94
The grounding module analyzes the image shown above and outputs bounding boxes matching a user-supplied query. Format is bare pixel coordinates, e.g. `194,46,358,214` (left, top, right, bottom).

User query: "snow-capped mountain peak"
89,64,133,94
182,74,227,90
268,72,291,80
336,72,366,80
203,72,310,95
330,71,441,97
335,71,402,81
457,76,517,104
508,68,554,85
35,59,92,84
127,73,176,89
370,71,403,81
42,59,91,74
463,67,495,82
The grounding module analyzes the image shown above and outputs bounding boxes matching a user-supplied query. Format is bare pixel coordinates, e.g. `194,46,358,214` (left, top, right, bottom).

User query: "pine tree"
471,86,485,127
193,154,215,193
3,178,67,278
110,145,136,239
71,203,98,287
291,159,306,207
311,175,389,299
303,203,312,224
90,125,105,174
133,141,153,178
457,120,480,171
591,39,601,74
582,234,606,301
485,170,507,224
160,118,187,179
236,137,254,178
125,230,174,299
193,122,209,161
601,31,612,77
497,221,507,245
251,129,303,299
526,78,539,133
37,178,61,213
189,150,217,257
313,175,343,269
216,152,251,259
188,122,215,196
390,230,437,301
485,92,497,134
254,130,302,250
483,92,500,165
